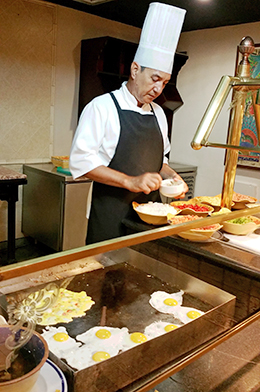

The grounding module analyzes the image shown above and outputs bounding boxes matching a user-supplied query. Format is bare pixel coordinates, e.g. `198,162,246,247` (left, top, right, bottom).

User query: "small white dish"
160,179,184,198
31,359,67,392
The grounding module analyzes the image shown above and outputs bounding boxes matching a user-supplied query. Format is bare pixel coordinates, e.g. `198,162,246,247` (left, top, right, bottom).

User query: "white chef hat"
134,2,186,74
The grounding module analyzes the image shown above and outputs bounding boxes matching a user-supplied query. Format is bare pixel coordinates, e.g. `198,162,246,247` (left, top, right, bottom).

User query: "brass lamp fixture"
72,0,114,5
191,36,260,209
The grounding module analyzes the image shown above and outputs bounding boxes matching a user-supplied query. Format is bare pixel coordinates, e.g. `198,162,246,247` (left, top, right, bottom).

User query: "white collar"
121,82,152,112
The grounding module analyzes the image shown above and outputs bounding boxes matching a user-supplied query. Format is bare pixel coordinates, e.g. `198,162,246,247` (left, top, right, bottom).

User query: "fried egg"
65,344,119,370
176,306,205,324
144,321,181,339
41,326,81,357
149,290,184,314
121,331,149,351
76,326,129,351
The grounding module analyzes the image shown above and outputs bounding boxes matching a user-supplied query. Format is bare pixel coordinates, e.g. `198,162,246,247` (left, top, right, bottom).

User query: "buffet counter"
1,206,260,392
123,217,260,278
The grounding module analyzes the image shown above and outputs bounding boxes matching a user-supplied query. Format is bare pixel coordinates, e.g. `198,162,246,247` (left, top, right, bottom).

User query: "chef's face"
128,62,171,107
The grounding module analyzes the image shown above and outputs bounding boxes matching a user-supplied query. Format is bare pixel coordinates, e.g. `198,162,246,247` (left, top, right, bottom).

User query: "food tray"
13,248,235,392
51,156,70,169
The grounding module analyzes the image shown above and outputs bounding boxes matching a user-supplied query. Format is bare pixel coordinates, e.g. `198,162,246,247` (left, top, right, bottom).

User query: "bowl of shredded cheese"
132,201,179,225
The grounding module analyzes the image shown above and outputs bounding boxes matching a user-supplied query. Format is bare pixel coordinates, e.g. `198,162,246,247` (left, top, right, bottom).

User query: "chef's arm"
85,165,162,195
160,163,189,198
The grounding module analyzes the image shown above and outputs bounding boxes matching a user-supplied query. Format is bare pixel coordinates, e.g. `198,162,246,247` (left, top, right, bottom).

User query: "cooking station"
1,204,260,391
0,167,27,262
1,33,260,391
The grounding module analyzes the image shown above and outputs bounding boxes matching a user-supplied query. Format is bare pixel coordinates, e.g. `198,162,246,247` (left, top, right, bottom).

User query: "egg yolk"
95,329,112,339
92,351,111,362
163,298,178,306
164,324,178,332
187,310,201,319
130,332,147,344
53,332,69,342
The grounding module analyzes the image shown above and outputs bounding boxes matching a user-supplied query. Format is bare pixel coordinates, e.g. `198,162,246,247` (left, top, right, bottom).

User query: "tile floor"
147,316,260,392
0,237,54,266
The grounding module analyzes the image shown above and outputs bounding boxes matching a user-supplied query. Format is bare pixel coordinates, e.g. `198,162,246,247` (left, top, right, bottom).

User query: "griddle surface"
36,263,212,337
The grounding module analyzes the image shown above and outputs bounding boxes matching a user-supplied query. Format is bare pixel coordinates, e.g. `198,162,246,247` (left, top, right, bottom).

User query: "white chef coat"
69,82,170,180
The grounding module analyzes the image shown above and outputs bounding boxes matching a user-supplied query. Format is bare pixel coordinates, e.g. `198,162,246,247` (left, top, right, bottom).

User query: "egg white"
149,290,184,314
65,344,119,370
76,326,129,351
144,321,181,339
41,326,81,358
176,306,205,324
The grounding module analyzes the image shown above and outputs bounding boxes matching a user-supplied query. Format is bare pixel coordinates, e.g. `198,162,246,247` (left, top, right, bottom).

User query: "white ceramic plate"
31,359,68,392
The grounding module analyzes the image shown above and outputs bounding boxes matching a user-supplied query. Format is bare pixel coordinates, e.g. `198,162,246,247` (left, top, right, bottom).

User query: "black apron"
86,92,163,244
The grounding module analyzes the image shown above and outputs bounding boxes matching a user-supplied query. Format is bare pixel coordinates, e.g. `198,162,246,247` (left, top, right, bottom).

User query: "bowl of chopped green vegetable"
222,216,260,235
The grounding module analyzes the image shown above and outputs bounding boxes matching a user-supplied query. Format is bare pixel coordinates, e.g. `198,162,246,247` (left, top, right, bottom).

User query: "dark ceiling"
46,0,260,32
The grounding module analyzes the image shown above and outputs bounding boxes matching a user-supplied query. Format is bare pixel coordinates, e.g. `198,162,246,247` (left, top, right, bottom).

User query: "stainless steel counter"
22,163,92,251
23,163,85,182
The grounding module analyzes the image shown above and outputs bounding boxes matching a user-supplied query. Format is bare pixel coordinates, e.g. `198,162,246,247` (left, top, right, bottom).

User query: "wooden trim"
1,205,260,282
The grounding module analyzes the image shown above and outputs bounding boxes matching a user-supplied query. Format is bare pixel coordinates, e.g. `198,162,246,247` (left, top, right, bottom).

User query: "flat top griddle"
36,262,213,338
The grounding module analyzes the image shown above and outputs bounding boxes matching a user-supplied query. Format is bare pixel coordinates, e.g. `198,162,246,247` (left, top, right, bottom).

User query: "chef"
70,2,188,245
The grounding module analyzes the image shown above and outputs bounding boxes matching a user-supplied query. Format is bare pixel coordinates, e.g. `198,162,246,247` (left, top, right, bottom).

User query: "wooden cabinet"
78,36,188,141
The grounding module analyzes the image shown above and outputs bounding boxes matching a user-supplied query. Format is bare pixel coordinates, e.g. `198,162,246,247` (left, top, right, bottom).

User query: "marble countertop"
0,166,27,181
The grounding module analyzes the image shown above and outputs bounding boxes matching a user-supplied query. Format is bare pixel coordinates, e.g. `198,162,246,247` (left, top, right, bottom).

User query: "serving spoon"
0,278,72,378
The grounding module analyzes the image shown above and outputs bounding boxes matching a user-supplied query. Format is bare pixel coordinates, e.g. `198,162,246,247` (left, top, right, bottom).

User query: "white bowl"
160,179,184,198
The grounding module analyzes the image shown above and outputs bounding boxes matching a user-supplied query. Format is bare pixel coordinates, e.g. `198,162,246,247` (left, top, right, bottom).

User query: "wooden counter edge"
1,206,260,282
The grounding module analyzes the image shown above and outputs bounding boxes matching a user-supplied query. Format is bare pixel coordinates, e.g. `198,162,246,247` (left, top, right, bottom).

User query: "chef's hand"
160,163,189,199
173,180,189,199
84,166,161,194
126,172,162,194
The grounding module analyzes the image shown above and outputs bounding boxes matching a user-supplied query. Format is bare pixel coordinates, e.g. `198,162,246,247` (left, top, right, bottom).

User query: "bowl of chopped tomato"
167,214,222,241
170,201,214,217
